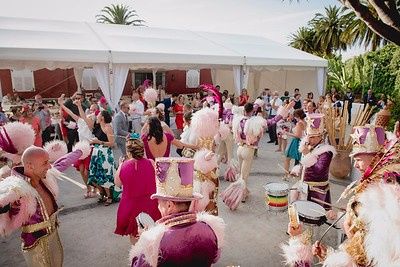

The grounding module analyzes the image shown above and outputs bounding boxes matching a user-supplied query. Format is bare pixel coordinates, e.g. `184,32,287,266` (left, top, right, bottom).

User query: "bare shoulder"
104,124,114,133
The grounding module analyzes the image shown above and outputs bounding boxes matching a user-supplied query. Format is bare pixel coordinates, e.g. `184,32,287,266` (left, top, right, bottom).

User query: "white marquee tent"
0,16,327,109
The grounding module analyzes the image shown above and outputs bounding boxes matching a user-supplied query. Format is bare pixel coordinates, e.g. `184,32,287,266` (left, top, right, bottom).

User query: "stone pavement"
0,135,351,267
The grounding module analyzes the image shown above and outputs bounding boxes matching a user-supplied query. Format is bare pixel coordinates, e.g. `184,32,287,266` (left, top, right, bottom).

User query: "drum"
292,200,326,226
264,182,289,211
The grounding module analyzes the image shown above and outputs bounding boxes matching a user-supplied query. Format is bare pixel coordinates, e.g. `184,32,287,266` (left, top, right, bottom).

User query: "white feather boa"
323,249,356,267
358,182,400,266
129,212,225,266
300,143,336,168
244,116,266,145
193,149,218,174
0,176,39,236
72,141,91,160
281,237,313,266
44,140,68,163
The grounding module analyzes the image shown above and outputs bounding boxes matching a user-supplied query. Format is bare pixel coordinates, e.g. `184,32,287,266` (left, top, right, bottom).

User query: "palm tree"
309,6,348,56
284,0,400,46
341,10,387,51
289,27,319,54
96,4,145,26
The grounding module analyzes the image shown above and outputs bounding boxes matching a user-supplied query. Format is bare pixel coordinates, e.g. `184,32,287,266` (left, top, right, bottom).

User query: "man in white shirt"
267,91,283,144
130,89,144,134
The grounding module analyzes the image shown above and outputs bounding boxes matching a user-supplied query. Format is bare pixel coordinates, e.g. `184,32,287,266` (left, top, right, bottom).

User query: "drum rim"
264,182,289,194
292,200,325,221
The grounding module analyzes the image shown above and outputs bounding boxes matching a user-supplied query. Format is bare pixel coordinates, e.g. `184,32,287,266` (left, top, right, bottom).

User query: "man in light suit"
114,101,130,156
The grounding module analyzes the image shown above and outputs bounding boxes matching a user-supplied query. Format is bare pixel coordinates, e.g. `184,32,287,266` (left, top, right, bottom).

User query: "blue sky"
1,0,360,58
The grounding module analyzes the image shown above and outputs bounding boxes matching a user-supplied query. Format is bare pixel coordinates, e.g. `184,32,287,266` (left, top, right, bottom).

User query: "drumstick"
277,164,290,174
319,212,346,243
311,197,346,211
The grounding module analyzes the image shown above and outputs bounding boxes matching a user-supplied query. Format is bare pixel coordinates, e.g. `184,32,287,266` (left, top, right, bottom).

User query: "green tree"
285,0,400,46
288,27,319,54
96,4,145,26
341,8,387,51
310,6,348,56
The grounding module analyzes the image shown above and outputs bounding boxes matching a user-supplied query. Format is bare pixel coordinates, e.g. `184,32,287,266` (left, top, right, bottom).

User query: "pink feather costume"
189,104,220,215
0,144,87,266
222,105,287,210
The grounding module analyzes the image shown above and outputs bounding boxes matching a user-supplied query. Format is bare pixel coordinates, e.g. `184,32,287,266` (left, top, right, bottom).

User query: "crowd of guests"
1,80,399,267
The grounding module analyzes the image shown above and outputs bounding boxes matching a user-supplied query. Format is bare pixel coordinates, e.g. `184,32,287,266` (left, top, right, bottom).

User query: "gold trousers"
22,229,63,267
22,212,63,267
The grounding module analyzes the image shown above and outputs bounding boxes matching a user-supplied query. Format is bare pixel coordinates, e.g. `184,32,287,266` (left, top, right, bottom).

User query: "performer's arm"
53,150,82,172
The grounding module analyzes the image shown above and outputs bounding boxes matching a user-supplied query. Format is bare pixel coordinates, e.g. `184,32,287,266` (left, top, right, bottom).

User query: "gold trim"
304,180,329,187
21,213,58,234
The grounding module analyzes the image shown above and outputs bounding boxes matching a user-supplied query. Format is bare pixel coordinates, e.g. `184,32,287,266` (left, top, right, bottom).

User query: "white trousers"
131,118,142,134
217,133,234,164
237,145,255,187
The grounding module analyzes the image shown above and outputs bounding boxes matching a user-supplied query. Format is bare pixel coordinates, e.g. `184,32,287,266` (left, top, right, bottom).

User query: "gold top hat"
151,157,202,202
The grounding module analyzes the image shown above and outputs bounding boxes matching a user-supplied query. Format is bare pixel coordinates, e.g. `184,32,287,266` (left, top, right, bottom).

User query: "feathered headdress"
143,88,158,104
200,84,223,119
1,122,35,155
43,140,68,163
189,107,219,144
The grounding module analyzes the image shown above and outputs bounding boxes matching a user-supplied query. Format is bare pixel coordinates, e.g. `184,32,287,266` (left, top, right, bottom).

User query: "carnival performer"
0,138,90,267
129,157,225,267
293,113,336,209
216,99,235,181
222,100,294,210
191,149,219,215
281,133,400,267
189,107,220,215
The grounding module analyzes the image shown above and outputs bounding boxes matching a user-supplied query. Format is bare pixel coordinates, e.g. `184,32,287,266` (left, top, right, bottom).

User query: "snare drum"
264,182,289,211
292,200,326,226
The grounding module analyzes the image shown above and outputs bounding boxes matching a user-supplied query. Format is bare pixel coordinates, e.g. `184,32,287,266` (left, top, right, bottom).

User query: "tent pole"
108,50,114,112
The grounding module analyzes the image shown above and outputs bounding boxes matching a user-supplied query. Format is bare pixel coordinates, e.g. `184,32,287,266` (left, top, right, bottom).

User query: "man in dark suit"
363,89,376,108
163,94,178,127
114,101,130,156
344,89,355,124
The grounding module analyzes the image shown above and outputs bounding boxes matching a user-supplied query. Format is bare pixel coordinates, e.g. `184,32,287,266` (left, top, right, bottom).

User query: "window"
186,69,200,88
133,72,164,88
11,69,35,92
81,68,99,91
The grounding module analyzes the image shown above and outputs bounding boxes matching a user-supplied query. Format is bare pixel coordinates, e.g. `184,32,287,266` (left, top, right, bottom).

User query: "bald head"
22,146,48,166
22,146,51,182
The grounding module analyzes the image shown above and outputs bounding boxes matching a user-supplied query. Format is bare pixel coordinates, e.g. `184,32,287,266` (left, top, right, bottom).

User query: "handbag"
182,147,196,158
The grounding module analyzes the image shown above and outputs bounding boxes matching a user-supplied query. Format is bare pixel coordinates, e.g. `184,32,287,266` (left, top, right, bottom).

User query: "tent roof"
0,16,327,70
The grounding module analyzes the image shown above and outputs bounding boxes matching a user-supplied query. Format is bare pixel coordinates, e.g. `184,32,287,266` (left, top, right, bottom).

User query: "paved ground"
0,135,352,267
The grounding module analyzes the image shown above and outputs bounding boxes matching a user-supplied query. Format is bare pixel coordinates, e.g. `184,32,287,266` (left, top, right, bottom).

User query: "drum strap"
308,185,330,194
304,180,329,187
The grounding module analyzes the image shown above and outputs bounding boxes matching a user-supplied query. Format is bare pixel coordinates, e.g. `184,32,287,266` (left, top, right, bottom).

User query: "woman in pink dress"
114,133,161,242
19,104,42,147
141,116,197,160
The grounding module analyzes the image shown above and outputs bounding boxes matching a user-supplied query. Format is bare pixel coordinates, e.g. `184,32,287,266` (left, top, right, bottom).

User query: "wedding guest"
114,133,161,243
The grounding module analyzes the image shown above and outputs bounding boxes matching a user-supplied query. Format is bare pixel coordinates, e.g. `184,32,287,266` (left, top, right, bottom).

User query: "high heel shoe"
104,197,113,206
